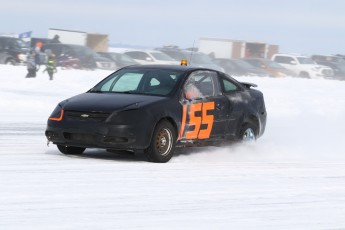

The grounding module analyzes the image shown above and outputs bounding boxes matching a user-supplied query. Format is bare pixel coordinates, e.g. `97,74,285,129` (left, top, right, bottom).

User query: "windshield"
91,68,184,96
297,57,315,64
150,52,175,61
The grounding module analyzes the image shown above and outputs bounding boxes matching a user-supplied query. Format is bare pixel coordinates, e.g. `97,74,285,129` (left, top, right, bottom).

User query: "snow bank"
1,65,345,229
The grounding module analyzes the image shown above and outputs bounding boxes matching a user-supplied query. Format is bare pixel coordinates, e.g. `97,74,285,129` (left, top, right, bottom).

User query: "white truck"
198,37,279,59
271,54,334,79
48,28,108,52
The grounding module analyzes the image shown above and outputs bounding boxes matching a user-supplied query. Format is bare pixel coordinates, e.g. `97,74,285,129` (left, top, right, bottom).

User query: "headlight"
49,105,64,121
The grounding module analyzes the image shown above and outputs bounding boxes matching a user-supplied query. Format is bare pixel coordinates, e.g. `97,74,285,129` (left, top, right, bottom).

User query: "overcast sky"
1,0,344,55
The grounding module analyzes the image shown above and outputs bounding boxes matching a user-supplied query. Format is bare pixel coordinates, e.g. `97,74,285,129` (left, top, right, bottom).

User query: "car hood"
62,92,166,113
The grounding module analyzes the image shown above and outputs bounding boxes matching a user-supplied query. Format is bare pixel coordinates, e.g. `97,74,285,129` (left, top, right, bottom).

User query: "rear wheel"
239,123,257,142
57,145,85,155
144,120,176,163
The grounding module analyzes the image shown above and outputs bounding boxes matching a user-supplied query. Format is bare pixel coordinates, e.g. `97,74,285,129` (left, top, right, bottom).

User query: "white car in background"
271,54,333,79
123,50,180,65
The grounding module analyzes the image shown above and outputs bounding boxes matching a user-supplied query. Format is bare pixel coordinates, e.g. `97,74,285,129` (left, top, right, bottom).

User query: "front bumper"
45,122,138,150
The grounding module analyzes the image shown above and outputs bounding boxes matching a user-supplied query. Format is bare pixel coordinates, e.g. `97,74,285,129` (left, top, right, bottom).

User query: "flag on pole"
18,31,32,39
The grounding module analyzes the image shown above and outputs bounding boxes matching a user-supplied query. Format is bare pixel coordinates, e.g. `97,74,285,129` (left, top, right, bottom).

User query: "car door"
178,70,230,141
218,74,249,138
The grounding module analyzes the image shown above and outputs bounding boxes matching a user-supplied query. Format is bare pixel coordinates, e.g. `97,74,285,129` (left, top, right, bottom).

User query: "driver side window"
183,71,218,100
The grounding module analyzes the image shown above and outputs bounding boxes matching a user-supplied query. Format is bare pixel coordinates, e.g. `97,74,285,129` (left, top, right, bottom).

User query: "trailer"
198,37,279,59
48,28,108,52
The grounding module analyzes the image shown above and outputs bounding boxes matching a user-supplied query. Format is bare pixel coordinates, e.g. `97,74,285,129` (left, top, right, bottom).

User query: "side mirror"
290,60,297,65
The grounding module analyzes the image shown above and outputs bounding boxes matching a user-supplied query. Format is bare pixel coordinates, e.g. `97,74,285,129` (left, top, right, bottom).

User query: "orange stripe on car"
178,105,187,140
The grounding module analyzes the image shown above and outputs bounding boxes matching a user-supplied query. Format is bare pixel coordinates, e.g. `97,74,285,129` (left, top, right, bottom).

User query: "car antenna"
188,40,195,65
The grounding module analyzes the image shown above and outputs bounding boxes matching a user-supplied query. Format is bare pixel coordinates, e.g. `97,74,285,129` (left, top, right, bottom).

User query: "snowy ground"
1,65,345,229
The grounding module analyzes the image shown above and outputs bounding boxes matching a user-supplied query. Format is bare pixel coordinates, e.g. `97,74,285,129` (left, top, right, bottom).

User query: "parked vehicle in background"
244,58,296,77
213,58,269,77
271,54,333,79
311,54,344,63
0,36,28,65
41,43,115,70
335,54,345,62
311,55,345,81
156,47,224,72
123,50,180,65
198,37,279,59
48,28,109,52
98,52,139,70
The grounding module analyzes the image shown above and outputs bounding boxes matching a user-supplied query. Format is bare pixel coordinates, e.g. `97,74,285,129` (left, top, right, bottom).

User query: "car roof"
122,64,217,72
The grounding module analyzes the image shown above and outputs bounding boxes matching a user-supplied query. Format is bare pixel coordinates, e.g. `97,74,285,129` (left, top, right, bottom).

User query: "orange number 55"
180,102,215,140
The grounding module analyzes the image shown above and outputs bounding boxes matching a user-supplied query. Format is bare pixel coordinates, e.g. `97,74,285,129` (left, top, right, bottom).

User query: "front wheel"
144,120,176,163
239,123,257,142
57,145,85,155
5,59,16,65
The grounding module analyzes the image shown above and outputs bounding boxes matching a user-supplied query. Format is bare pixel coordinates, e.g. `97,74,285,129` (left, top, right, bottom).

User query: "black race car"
45,65,267,162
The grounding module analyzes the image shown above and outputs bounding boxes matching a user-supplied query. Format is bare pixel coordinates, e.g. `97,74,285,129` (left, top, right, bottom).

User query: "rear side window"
222,78,238,93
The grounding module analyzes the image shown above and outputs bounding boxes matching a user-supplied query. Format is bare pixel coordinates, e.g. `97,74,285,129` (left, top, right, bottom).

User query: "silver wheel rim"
156,128,173,156
243,128,255,142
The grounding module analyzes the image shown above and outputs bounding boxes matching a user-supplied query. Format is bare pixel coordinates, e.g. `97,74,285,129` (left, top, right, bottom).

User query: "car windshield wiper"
118,90,138,94
89,90,104,93
90,90,138,94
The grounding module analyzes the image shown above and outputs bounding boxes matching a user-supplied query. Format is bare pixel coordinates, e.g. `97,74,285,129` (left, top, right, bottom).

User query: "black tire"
57,145,85,155
239,122,257,142
5,59,16,65
299,72,310,78
144,120,176,163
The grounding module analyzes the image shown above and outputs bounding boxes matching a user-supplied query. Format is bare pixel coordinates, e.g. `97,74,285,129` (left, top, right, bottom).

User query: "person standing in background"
51,35,61,43
25,50,40,78
43,53,57,80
